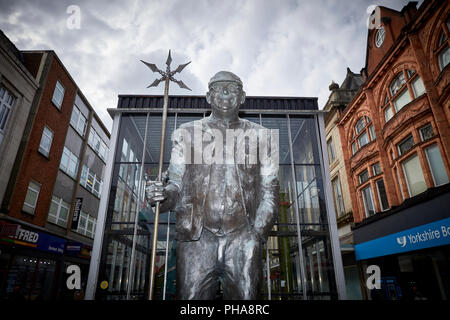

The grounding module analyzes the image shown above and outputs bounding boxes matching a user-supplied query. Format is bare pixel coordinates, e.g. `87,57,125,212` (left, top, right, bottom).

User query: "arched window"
382,69,426,123
437,16,450,71
351,116,375,155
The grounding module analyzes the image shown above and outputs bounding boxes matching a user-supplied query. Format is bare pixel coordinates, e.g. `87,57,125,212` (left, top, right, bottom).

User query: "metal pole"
162,211,171,300
266,244,271,300
148,77,170,300
126,112,150,299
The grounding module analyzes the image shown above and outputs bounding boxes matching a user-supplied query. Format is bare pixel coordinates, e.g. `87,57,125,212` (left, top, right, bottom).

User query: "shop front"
86,95,347,300
354,186,450,300
0,220,92,300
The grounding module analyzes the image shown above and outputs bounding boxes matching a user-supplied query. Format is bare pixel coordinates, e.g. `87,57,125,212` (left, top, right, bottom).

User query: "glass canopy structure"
86,95,346,300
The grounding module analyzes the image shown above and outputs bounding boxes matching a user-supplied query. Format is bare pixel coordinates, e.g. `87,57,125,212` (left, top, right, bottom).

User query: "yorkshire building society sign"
355,217,450,260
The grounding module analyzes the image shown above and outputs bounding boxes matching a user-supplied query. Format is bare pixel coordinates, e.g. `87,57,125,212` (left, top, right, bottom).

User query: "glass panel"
438,46,449,71
261,115,290,165
358,131,369,148
393,88,411,112
425,144,449,186
411,76,425,97
384,106,393,122
419,124,434,141
402,154,427,197
398,135,414,156
355,118,365,134
359,170,369,184
352,142,357,155
368,125,375,141
390,72,406,96
361,185,375,216
372,162,381,176
375,179,389,211
290,116,320,165
332,178,345,216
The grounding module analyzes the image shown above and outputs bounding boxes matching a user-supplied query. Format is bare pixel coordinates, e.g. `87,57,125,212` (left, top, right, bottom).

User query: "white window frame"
22,180,41,215
47,196,70,227
375,179,389,211
327,138,336,164
332,177,345,216
0,86,15,133
52,80,65,110
60,146,79,179
80,165,103,198
424,144,449,187
38,126,54,157
361,185,376,217
375,27,385,48
76,211,97,238
402,153,427,197
70,104,87,137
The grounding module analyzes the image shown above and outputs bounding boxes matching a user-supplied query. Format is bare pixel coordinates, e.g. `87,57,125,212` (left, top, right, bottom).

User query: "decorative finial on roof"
329,80,339,91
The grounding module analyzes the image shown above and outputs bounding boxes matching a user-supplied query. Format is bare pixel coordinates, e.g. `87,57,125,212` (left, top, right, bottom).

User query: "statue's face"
207,80,245,119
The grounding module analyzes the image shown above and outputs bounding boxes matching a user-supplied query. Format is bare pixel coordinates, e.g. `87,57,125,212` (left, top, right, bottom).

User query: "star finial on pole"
141,49,192,91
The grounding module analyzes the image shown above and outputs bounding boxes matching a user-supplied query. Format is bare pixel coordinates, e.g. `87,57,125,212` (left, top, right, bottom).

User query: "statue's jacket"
165,116,280,242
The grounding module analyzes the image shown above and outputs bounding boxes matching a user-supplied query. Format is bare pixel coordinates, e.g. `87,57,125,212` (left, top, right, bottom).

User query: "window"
332,177,345,216
88,126,109,162
425,144,449,186
70,104,87,137
23,180,41,214
393,88,412,112
358,131,369,148
52,81,65,109
0,86,15,133
382,69,425,122
76,211,97,238
80,165,103,198
368,125,375,140
411,76,425,98
375,179,389,211
375,27,385,48
60,147,79,179
38,126,54,157
384,105,394,122
390,73,406,96
397,135,414,156
437,17,449,71
372,162,381,176
402,154,427,197
47,196,70,227
359,169,369,184
351,116,374,154
327,139,336,164
361,185,375,217
419,124,434,141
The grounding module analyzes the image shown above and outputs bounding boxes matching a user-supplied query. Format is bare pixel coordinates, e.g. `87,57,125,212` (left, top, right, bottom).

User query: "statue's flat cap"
208,71,243,87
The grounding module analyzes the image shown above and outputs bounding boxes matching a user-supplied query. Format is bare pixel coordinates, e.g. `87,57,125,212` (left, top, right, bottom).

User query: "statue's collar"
205,114,241,127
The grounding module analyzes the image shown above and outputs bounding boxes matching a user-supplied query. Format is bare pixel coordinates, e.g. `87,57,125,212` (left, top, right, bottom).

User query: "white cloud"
0,0,416,131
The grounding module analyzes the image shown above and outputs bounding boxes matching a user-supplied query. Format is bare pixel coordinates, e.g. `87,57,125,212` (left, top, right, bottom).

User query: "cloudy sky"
0,0,419,131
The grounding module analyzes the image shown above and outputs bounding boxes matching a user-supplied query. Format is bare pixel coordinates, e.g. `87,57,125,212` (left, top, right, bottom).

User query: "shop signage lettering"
71,197,83,230
16,226,39,243
355,217,450,260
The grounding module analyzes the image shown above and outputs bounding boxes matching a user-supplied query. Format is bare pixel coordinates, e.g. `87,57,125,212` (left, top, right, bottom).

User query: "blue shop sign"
36,231,66,255
355,217,450,261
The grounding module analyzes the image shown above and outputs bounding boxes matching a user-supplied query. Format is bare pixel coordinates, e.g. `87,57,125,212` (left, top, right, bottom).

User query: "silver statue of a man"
146,71,279,299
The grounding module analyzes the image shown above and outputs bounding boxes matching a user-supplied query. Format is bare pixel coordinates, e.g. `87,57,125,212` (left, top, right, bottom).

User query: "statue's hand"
145,180,168,205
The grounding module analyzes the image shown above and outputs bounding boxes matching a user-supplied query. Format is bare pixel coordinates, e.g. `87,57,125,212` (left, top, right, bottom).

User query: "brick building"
0,31,110,300
337,0,449,300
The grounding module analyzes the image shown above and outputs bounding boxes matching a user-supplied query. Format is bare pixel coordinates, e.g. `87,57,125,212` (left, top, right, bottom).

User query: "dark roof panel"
117,95,318,111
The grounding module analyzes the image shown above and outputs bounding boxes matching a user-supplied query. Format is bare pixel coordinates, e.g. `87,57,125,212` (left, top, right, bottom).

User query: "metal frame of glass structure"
86,107,346,300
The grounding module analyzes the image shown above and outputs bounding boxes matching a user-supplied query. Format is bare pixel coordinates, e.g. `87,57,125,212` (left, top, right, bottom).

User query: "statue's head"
206,71,246,120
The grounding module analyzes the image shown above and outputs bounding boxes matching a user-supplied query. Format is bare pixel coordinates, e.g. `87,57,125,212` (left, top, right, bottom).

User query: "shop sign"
66,241,82,255
0,221,19,237
355,217,450,260
71,197,83,230
0,224,66,255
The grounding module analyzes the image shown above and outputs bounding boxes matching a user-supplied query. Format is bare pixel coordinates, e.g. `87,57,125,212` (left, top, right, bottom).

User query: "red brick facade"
8,53,76,226
338,0,450,223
